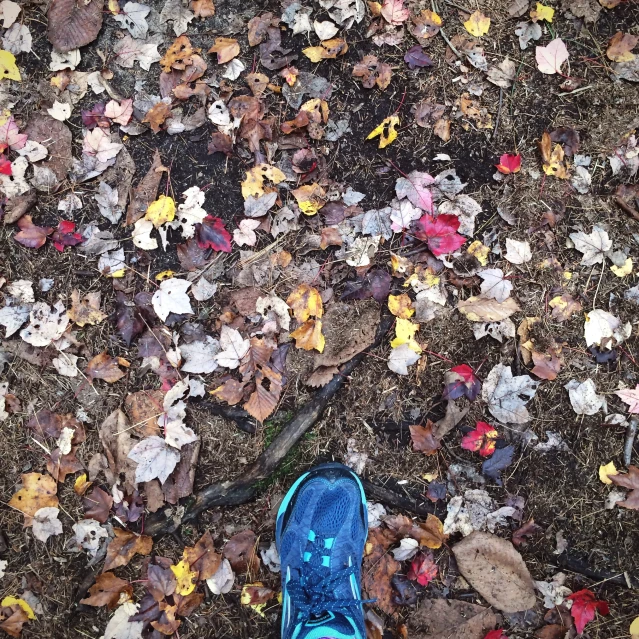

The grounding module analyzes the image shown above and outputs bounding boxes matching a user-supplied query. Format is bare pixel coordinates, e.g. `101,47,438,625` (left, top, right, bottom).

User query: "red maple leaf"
483,631,508,639
0,153,11,176
495,153,521,175
461,421,498,457
566,589,609,634
411,213,466,256
14,215,54,249
407,551,438,586
442,363,481,400
196,215,232,252
52,220,84,252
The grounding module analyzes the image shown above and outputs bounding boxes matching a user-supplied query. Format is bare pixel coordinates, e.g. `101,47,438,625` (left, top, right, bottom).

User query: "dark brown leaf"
0,606,29,638
362,527,401,615
174,592,204,616
48,0,104,52
147,564,177,602
224,530,260,573
512,519,543,547
409,422,441,455
103,528,153,572
47,447,84,482
83,486,113,523
86,352,127,383
208,132,233,156
25,410,84,443
162,439,200,504
184,531,221,581
80,572,132,609
126,150,166,225
24,114,73,185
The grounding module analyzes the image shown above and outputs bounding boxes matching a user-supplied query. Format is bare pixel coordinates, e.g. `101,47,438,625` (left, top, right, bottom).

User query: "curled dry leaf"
103,528,153,572
352,55,392,90
80,572,133,609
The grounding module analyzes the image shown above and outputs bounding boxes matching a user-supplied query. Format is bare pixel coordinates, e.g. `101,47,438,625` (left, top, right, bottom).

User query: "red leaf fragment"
565,589,609,635
14,215,54,249
51,220,84,252
81,102,109,130
484,630,508,639
495,153,522,174
407,551,438,586
442,363,481,400
195,215,232,252
411,213,466,256
0,154,11,176
461,421,498,457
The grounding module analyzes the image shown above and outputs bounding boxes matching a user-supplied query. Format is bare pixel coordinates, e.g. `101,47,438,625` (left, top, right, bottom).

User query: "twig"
432,0,461,58
624,416,638,467
444,0,472,14
555,551,639,588
614,196,639,223
143,312,396,538
492,87,504,141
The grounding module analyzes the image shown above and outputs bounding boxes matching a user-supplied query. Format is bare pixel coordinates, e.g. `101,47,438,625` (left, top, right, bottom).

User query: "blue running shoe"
276,463,369,639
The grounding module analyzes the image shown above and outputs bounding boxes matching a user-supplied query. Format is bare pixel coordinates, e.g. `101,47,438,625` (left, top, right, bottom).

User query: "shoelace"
287,556,374,618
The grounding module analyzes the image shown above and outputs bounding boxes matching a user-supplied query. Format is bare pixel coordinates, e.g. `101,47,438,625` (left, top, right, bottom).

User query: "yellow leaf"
110,269,126,278
8,473,58,525
240,582,276,617
170,558,197,596
155,270,175,281
599,461,618,484
390,253,413,277
611,257,632,277
388,294,414,319
630,616,639,639
73,473,92,496
241,164,286,199
467,240,490,266
563,271,572,280
390,318,421,353
463,10,490,37
366,115,399,149
145,195,175,228
108,0,121,13
0,50,21,82
530,2,554,22
1,597,36,619
290,319,325,352
303,38,348,63
291,183,326,216
286,284,323,321
303,46,327,63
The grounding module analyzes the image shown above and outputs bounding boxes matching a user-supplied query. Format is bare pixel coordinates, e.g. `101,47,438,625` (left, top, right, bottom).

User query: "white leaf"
391,538,419,561
73,519,108,556
478,268,512,303
132,218,158,250
233,219,260,247
569,226,612,266
17,140,48,163
534,573,572,610
20,301,69,347
162,402,197,449
390,199,421,232
98,248,126,275
113,35,160,70
180,336,220,374
188,378,205,397
2,23,32,54
113,2,150,39
432,169,467,200
583,308,630,348
206,558,234,595
343,187,365,206
515,21,541,50
160,0,194,35
395,171,434,211
128,435,181,484
473,318,516,343
0,156,30,199
0,559,6,579
486,57,516,88
57,426,75,455
83,128,123,164
47,100,72,121
256,295,291,331
343,235,380,267
367,502,387,528
101,602,144,639
486,506,518,532
208,100,231,126
172,186,207,238
362,207,393,239
536,38,569,74
50,49,81,72
438,195,482,236
152,278,193,322
32,507,63,543
223,58,245,80
95,182,122,224
482,363,538,424
571,165,591,194
388,343,420,375
260,542,281,573
7,280,34,303
0,304,30,337
53,352,79,377
0,0,20,28
58,193,82,213
314,19,339,40
504,238,532,264
564,379,605,415
244,192,278,218
191,277,217,301
214,326,250,369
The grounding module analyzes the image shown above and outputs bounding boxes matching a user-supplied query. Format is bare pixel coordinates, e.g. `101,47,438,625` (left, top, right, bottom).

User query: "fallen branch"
555,551,639,589
624,416,638,467
144,311,395,538
361,478,442,518
614,196,639,223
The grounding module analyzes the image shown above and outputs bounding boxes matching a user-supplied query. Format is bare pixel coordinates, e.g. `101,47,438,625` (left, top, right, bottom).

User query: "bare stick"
624,416,638,467
492,88,504,141
614,196,639,223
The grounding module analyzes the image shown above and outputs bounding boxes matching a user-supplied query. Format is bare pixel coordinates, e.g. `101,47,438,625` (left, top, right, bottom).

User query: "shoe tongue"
298,612,356,639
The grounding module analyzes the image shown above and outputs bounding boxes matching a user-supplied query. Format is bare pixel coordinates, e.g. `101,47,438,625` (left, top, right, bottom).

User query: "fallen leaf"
184,531,221,580
388,343,421,375
32,506,63,542
381,0,409,24
608,465,639,509
145,195,175,227
83,486,113,522
569,226,611,265
607,31,637,63
536,38,569,74
599,461,618,484
504,239,532,264
215,326,250,369
584,308,630,349
367,115,399,149
128,436,181,484
287,284,323,322
68,290,107,326
482,363,538,424
9,473,58,525
410,422,441,455
47,0,103,52
616,385,639,413
191,0,215,18
412,213,466,256
363,528,401,614
453,531,536,612
530,3,555,22
512,519,542,547
443,364,481,401
208,37,240,64
482,445,514,484
80,572,132,609
549,294,582,322
404,45,433,70
495,153,521,174
196,215,232,252
14,215,53,249
206,558,234,594
352,54,393,89
151,278,193,322
86,352,127,383
566,590,609,634
407,551,438,586
100,602,144,639
457,296,520,322
142,102,172,133
462,422,498,457
103,528,153,572
464,10,490,37
224,529,259,573
564,379,605,415
479,269,512,303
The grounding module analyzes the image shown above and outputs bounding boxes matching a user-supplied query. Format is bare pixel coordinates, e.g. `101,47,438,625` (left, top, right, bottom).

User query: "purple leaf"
404,45,433,70
482,445,515,485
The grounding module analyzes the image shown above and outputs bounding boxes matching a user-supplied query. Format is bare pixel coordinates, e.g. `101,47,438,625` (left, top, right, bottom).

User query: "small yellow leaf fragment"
390,318,421,353
290,319,325,352
73,473,92,496
463,10,490,37
530,2,554,22
563,271,572,280
366,115,399,149
0,50,21,82
171,558,197,596
423,472,438,481
611,257,632,277
1,597,36,620
108,0,121,14
145,195,176,228
630,616,639,639
388,294,414,319
291,183,326,216
241,164,286,200
155,270,175,281
467,240,490,266
599,461,618,484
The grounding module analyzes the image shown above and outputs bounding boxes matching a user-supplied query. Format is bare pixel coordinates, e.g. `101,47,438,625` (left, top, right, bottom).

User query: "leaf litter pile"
0,0,639,637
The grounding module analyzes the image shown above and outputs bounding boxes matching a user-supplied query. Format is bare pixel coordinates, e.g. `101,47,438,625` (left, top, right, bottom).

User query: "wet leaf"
404,45,433,69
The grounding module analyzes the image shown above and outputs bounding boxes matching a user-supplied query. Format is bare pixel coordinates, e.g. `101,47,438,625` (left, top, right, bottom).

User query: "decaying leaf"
47,0,104,53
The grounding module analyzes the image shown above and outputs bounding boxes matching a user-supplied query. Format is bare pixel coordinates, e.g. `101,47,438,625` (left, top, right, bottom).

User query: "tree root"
144,311,396,538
